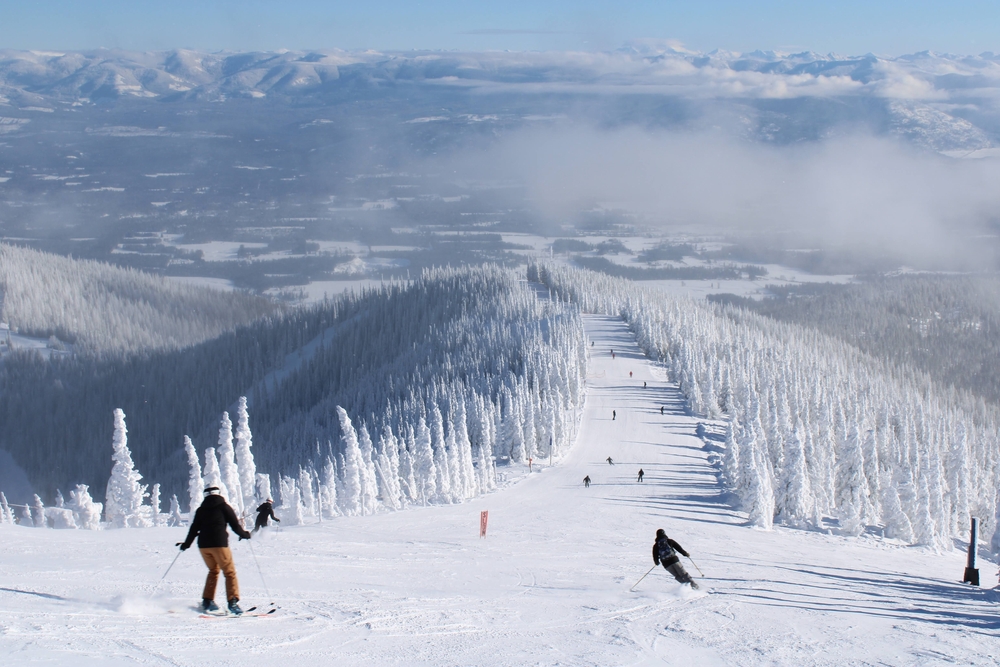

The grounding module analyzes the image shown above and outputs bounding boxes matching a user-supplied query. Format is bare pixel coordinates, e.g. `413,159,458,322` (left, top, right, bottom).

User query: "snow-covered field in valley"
1,315,997,666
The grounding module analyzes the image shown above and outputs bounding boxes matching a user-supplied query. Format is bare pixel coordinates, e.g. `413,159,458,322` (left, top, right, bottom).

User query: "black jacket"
653,536,689,567
182,495,250,549
255,502,279,527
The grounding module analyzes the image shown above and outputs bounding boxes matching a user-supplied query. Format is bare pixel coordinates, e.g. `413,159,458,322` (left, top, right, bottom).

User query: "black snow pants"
664,562,693,585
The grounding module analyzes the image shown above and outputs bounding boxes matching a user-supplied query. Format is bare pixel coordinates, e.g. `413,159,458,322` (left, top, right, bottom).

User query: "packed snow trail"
1,315,998,666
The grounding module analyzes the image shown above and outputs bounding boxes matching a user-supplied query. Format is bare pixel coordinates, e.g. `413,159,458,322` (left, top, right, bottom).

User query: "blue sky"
2,0,997,55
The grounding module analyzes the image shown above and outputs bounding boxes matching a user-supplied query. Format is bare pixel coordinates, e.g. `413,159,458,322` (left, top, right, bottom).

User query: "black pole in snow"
962,517,979,586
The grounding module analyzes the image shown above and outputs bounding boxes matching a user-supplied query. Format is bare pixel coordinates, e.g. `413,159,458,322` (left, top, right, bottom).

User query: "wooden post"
963,517,979,586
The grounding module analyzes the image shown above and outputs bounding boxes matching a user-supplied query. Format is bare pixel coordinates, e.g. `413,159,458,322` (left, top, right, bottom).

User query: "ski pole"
630,565,657,591
152,549,183,593
686,555,704,577
247,538,272,603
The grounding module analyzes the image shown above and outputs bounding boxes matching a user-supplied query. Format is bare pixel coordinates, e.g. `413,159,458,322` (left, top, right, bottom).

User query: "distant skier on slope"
637,469,644,482
178,486,253,615
253,498,280,532
607,456,614,465
653,528,698,589
583,475,591,487
612,410,616,420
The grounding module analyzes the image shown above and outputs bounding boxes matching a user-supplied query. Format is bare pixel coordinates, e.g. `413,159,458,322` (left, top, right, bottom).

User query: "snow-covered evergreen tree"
184,435,203,515
255,474,272,507
336,406,363,516
880,471,915,543
0,492,12,524
776,419,812,526
201,447,228,500
168,494,184,527
68,484,102,530
375,428,403,510
234,396,258,514
31,494,46,528
412,417,437,505
319,457,340,518
217,412,243,516
299,466,316,520
278,475,304,526
150,483,162,527
104,409,149,528
357,423,379,515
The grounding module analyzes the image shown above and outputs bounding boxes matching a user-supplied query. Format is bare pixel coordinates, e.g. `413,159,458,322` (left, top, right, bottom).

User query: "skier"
177,486,253,615
629,371,633,378
253,498,280,532
583,475,591,487
637,469,644,482
652,528,698,589
612,410,616,421
644,381,647,388
607,456,614,465
660,406,664,415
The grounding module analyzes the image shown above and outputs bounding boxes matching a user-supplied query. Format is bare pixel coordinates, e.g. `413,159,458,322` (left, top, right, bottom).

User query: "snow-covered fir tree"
68,485,102,530
234,397,258,515
216,412,243,515
201,447,227,500
184,436,203,515
104,409,149,528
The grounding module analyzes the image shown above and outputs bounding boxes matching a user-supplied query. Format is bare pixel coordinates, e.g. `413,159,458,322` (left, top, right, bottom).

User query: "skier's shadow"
0,586,69,601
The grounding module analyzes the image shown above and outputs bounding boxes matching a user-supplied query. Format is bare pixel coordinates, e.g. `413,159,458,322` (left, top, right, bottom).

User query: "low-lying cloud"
459,126,1000,267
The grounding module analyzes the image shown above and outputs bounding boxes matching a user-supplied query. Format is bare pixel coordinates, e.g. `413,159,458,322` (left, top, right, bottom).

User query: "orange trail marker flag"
480,510,489,538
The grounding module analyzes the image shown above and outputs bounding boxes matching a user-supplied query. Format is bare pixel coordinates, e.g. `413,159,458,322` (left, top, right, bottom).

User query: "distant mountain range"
1,47,999,152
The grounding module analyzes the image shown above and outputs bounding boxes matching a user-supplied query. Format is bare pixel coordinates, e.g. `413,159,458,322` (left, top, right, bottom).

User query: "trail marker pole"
630,565,657,591
963,517,980,586
480,510,488,538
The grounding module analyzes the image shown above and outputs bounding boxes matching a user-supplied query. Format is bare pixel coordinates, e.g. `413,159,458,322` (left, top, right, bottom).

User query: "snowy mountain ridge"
2,47,997,152
3,47,999,104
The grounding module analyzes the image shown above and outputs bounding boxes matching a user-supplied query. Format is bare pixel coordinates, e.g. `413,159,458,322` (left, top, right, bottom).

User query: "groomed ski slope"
1,314,998,666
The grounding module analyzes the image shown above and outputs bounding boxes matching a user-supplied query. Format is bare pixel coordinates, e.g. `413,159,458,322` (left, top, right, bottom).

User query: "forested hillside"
0,243,276,355
533,263,1000,551
0,266,585,507
710,275,1000,404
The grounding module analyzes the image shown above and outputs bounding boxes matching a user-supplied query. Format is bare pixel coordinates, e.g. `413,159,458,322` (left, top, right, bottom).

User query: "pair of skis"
199,603,278,619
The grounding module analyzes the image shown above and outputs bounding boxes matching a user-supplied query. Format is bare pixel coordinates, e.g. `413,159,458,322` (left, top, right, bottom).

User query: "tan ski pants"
199,547,240,602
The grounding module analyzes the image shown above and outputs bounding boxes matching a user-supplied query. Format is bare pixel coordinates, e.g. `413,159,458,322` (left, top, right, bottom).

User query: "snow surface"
1,315,996,665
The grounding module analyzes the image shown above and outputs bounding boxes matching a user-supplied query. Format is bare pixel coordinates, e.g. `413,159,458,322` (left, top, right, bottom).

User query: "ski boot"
202,599,219,613
228,598,244,615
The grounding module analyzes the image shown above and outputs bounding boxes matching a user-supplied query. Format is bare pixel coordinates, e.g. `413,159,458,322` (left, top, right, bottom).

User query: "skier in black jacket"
178,487,252,614
254,499,280,532
652,528,698,589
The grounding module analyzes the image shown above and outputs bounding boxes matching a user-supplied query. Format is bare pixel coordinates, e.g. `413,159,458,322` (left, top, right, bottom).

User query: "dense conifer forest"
0,243,276,355
711,275,1000,403
0,263,585,513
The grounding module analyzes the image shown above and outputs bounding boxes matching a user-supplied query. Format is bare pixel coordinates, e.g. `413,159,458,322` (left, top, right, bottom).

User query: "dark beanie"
656,528,666,538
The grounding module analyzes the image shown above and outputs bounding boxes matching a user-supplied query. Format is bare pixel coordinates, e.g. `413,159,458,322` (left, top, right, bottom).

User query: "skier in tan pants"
178,486,252,614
